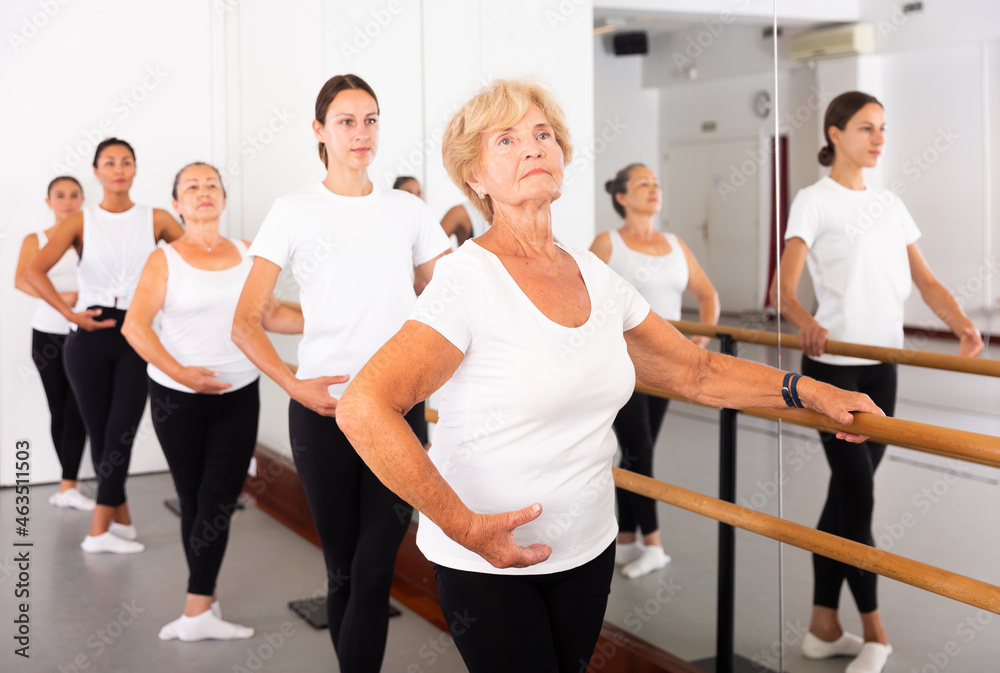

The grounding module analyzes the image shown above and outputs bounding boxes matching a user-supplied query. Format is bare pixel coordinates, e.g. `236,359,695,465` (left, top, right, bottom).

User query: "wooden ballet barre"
634,382,1000,470
669,320,1000,378
613,467,1000,615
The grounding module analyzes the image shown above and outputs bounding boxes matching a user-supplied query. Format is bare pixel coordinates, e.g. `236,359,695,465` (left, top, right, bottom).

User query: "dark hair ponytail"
314,74,379,167
605,163,643,218
819,91,882,167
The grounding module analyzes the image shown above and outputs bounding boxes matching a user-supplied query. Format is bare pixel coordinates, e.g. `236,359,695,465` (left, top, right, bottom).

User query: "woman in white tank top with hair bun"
26,138,185,555
14,176,91,511
590,163,720,580
122,162,303,642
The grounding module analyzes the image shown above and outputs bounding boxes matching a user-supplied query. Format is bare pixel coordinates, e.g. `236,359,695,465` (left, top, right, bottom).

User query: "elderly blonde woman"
336,79,880,673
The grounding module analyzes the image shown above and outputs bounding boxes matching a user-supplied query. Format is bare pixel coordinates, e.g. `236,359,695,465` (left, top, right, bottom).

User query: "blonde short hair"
442,79,573,223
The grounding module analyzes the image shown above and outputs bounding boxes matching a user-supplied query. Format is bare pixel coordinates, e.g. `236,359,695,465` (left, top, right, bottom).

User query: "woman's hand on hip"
798,320,829,357
457,503,552,569
71,308,117,331
179,367,233,395
290,375,350,417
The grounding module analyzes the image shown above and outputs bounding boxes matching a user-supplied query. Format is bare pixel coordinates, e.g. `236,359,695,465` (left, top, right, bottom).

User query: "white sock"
177,610,254,641
109,522,138,540
160,600,221,640
622,545,671,579
615,540,644,566
81,532,145,554
158,616,184,641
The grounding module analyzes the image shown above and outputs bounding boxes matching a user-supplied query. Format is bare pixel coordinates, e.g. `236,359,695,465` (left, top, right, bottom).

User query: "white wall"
1,0,221,485
593,37,660,235
1,0,597,479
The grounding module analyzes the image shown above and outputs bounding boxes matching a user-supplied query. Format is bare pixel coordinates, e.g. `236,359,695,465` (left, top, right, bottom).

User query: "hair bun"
817,145,834,167
604,179,615,194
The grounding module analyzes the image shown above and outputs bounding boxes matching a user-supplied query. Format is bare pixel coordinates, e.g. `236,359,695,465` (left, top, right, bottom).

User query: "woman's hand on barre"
958,326,984,358
453,503,552,570
797,377,883,443
798,319,829,357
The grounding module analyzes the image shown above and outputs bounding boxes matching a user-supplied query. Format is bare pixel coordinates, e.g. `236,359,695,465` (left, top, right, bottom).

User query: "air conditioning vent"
789,23,876,62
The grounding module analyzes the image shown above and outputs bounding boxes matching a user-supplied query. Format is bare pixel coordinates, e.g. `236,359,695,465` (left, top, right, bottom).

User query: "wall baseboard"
244,444,707,673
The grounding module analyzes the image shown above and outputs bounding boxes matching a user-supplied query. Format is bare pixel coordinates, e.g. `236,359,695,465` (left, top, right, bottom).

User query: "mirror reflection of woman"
773,91,982,673
122,163,302,641
590,163,719,579
26,138,184,554
14,177,92,511
233,74,450,671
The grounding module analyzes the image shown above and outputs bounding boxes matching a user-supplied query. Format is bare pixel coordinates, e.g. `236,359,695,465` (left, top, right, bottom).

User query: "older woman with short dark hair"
336,78,880,673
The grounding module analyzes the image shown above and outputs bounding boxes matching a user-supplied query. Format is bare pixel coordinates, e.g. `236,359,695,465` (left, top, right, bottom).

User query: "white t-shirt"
249,183,450,394
785,176,921,366
607,230,688,321
147,241,260,394
410,242,651,575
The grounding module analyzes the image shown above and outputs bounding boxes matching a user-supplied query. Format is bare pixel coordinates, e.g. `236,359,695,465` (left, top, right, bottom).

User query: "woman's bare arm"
337,321,552,569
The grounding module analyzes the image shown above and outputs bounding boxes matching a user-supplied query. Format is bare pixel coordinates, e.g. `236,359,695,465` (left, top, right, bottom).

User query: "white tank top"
146,240,260,394
76,204,155,311
606,230,689,321
462,201,491,238
31,229,78,334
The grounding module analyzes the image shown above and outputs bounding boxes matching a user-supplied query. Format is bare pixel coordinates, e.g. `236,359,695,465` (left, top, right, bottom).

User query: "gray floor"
1,338,998,672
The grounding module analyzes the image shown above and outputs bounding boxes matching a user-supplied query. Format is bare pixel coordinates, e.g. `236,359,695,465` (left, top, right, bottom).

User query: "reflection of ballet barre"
670,319,1000,378
613,466,1000,614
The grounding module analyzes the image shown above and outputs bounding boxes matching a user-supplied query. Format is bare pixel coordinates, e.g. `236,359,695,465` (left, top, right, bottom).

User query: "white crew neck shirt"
147,240,259,394
607,230,688,321
249,183,450,395
410,242,651,575
32,229,78,334
785,176,921,366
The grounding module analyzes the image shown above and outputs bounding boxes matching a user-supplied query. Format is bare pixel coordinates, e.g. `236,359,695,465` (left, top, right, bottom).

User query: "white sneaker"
49,487,96,511
109,522,138,540
81,532,145,554
845,643,893,673
802,631,865,659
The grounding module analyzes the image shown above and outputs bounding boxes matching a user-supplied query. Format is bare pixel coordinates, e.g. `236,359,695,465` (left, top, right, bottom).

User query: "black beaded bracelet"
782,372,804,408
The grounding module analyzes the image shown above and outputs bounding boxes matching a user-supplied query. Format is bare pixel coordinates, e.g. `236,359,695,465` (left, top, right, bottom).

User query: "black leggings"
801,357,897,614
31,330,87,481
289,399,425,673
434,542,615,673
149,378,259,596
614,392,669,535
63,308,148,507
